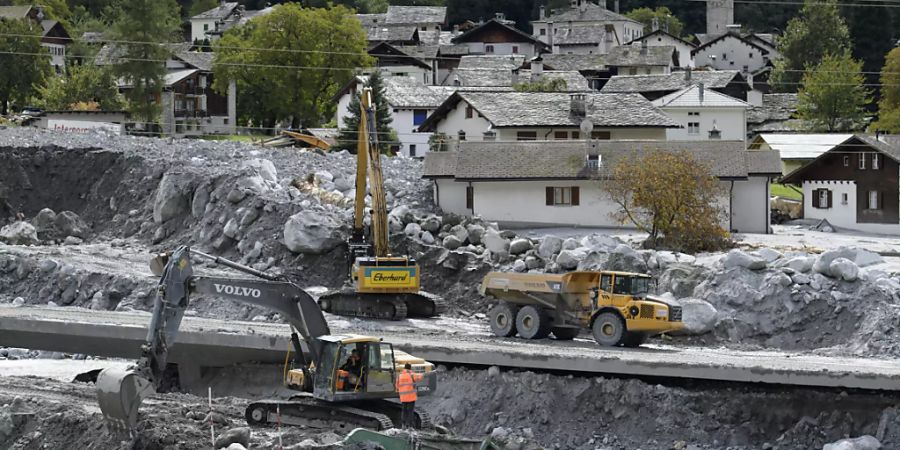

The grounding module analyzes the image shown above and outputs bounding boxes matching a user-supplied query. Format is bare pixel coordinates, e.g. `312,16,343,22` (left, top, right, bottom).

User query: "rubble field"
2,128,900,449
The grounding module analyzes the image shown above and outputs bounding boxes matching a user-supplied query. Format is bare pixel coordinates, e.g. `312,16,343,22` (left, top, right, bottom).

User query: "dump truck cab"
480,270,683,347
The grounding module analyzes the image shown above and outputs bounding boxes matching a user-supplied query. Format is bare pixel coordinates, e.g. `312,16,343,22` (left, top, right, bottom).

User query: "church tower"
706,0,734,35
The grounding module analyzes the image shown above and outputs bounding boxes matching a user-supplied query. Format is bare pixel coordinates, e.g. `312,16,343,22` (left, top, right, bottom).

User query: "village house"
0,5,71,74
526,54,608,90
652,84,748,142
366,42,435,85
605,42,675,75
749,133,853,174
449,16,548,59
782,135,900,235
747,93,800,134
190,1,238,42
601,69,755,103
423,140,781,233
417,91,679,145
626,28,696,69
692,30,775,76
531,0,644,52
440,55,590,91
359,6,447,46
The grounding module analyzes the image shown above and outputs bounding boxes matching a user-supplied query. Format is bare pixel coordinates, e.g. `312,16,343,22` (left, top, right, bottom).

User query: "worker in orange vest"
395,363,423,429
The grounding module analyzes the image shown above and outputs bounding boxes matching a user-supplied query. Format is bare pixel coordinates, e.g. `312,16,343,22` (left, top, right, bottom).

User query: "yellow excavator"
318,88,446,320
96,246,437,436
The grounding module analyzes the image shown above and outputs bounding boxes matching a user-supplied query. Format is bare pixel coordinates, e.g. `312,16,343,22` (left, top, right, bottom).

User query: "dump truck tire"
622,332,648,348
516,305,551,339
488,303,518,337
592,312,625,346
551,327,579,340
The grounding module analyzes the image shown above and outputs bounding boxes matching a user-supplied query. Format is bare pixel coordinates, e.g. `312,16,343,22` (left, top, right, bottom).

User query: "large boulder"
449,225,469,244
755,248,783,263
214,427,251,450
606,244,647,273
782,256,814,273
580,234,619,251
0,222,38,245
466,224,485,245
242,158,278,183
676,298,717,335
153,172,195,223
442,235,462,250
822,436,881,450
813,247,857,276
561,238,580,251
537,236,563,259
854,249,885,268
404,222,422,237
557,249,587,270
721,249,767,270
54,211,88,238
483,230,509,255
828,257,859,281
420,216,442,233
509,238,532,255
389,205,414,225
283,210,343,254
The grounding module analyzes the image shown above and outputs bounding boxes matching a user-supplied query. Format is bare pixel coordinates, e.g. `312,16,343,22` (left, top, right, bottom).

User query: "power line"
686,0,900,7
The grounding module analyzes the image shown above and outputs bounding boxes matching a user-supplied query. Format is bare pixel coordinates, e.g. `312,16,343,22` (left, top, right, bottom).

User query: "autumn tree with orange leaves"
603,151,730,253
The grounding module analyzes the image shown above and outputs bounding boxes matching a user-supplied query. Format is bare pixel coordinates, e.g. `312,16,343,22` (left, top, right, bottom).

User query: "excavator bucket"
96,367,154,436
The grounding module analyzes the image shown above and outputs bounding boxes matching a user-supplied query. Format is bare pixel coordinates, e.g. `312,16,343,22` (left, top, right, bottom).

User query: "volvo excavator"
95,245,437,437
318,88,447,320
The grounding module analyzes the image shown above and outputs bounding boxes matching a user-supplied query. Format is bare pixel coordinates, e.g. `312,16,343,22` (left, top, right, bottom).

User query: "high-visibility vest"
395,369,423,403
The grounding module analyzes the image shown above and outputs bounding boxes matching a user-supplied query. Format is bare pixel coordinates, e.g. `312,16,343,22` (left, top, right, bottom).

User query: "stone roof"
653,85,748,108
747,93,798,125
452,19,547,47
396,45,439,60
692,32,771,56
424,140,767,180
515,70,591,91
192,2,238,20
601,70,741,93
420,92,679,130
457,55,525,71
382,76,449,108
554,25,612,46
445,69,513,87
626,29,696,48
366,25,418,43
438,44,470,56
539,54,607,71
173,50,214,72
605,45,674,67
0,5,32,19
533,1,641,25
385,6,446,25
357,13,385,28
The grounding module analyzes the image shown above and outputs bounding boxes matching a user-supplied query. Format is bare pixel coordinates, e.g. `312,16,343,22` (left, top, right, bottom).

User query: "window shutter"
546,187,554,206
466,186,474,209
827,189,833,208
571,186,580,206
812,189,820,208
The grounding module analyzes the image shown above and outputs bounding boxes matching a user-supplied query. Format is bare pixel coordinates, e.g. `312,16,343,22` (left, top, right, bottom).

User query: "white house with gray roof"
626,29,697,69
424,140,781,233
606,43,675,75
531,0,643,52
418,91,678,144
190,2,241,42
601,69,753,103
652,84,748,142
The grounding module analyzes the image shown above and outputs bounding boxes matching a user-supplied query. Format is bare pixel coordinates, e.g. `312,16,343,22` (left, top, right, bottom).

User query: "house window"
458,130,466,141
571,131,580,139
873,153,880,170
516,131,537,141
413,109,427,126
554,131,568,140
204,24,209,31
628,68,637,75
841,193,848,205
466,186,474,209
859,154,866,170
843,155,849,167
591,131,611,140
512,46,519,54
485,45,495,53
688,122,700,134
465,105,474,119
545,186,580,206
540,28,546,36
749,53,753,58
586,154,600,170
409,145,417,157
812,188,832,209
869,191,880,210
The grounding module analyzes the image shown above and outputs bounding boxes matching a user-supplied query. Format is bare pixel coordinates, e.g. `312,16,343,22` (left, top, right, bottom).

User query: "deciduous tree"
770,0,851,93
797,52,870,132
603,151,729,253
108,0,181,125
873,47,900,133
0,18,50,115
625,6,683,37
213,3,372,129
35,64,124,110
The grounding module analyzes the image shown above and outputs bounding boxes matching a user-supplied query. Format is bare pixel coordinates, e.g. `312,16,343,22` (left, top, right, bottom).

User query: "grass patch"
771,183,802,200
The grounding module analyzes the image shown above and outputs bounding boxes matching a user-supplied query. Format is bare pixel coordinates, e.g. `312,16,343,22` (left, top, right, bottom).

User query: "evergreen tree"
770,0,851,93
109,0,181,125
797,52,871,132
334,71,394,154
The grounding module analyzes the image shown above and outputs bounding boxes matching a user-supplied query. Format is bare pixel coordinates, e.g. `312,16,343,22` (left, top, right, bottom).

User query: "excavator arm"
97,245,330,436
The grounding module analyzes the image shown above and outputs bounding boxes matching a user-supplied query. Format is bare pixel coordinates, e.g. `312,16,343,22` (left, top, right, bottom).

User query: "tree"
513,77,567,92
603,151,729,253
1,0,73,27
797,52,871,132
625,7,683,37
0,18,50,115
188,0,219,17
108,0,181,125
35,64,124,110
770,0,851,93
873,48,900,133
334,71,395,153
213,3,372,129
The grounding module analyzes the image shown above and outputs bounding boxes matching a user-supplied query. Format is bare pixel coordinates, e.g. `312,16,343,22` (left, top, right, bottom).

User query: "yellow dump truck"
480,271,684,347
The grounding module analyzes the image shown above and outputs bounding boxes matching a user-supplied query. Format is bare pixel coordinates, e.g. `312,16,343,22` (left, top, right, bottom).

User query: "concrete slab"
2,306,900,391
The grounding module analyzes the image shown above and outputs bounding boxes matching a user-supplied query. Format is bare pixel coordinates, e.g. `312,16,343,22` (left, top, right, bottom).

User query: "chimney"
547,21,554,48
684,67,692,82
531,55,544,82
495,12,505,21
569,93,586,120
708,120,721,139
698,82,705,103
539,5,546,19
614,0,619,13
640,40,648,55
452,24,459,37
726,24,742,35
651,17,659,32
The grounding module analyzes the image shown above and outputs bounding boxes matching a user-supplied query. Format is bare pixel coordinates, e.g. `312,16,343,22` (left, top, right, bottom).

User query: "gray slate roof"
539,53,607,71
382,76,449,108
385,6,446,24
554,25,611,46
174,50,213,71
445,69,513,87
192,2,238,20
366,25,418,42
605,45,674,67
515,70,591,91
747,93,798,125
424,140,771,180
438,44,470,56
357,13,385,28
601,70,741,93
457,55,525,71
533,2,640,25
421,92,679,130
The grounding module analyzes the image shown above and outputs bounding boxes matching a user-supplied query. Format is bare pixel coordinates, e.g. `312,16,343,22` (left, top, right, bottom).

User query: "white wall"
43,43,65,72
661,107,746,142
693,37,768,73
640,34,694,68
363,66,431,85
433,100,493,141
731,176,770,233
435,179,470,215
460,42,536,59
493,127,667,141
466,180,622,227
801,180,900,234
392,108,433,157
191,19,218,42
